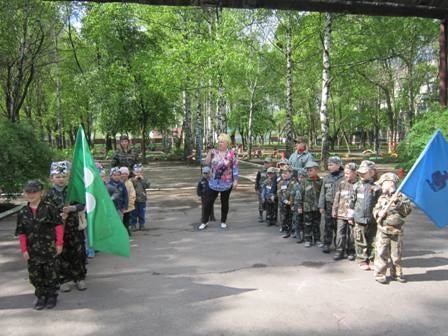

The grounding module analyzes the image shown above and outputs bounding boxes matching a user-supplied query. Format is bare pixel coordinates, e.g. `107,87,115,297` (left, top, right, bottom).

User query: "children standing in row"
277,165,297,238
255,157,274,223
261,167,278,226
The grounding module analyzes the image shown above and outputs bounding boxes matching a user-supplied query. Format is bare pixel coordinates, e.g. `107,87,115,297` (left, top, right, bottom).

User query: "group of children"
255,156,412,284
16,160,150,310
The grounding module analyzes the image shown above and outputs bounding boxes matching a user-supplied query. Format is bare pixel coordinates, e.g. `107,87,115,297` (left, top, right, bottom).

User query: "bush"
397,105,448,170
0,121,53,195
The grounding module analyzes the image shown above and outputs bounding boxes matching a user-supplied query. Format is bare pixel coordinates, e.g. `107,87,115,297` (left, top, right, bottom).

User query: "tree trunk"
319,13,333,168
195,88,203,164
247,80,257,161
182,90,194,159
216,76,227,135
285,24,295,157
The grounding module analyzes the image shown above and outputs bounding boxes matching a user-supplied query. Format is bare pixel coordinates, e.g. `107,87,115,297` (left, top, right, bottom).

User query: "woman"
199,133,239,230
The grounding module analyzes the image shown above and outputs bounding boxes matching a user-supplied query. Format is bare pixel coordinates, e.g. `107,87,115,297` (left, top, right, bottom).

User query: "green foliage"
397,105,448,170
0,121,52,194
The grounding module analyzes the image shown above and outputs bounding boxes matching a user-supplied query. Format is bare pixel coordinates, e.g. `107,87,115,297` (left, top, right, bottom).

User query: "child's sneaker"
34,297,46,310
60,281,74,292
75,280,87,291
198,223,208,230
316,240,324,248
304,241,311,248
359,262,370,271
45,296,58,309
393,276,407,283
375,275,387,284
220,222,227,229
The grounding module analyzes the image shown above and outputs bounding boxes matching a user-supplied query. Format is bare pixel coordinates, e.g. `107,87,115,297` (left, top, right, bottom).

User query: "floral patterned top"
208,149,239,192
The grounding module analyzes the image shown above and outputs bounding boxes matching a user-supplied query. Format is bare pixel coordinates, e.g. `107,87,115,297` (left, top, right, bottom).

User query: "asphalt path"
1,161,448,336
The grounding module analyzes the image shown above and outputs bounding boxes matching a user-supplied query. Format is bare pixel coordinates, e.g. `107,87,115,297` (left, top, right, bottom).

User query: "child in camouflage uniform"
255,157,274,223
120,166,136,235
296,161,322,247
45,161,87,293
292,168,307,243
332,162,358,261
131,163,151,230
318,156,344,253
261,167,278,226
277,165,297,238
16,180,64,310
349,160,381,271
373,173,412,284
275,158,289,230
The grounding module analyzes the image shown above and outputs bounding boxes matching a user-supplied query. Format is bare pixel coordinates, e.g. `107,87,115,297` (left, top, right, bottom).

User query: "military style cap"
281,165,293,172
377,172,399,186
357,160,376,174
328,156,342,165
202,166,210,174
345,162,357,171
305,161,319,169
133,163,143,173
263,157,273,163
277,158,289,166
297,168,308,177
110,167,121,176
50,161,71,176
267,167,278,174
119,134,129,141
23,180,44,193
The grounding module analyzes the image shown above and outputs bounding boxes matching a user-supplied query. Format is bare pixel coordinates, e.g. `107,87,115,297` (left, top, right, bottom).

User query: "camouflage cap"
305,161,320,169
267,167,278,174
344,162,357,171
357,160,376,174
119,134,129,141
377,172,399,186
328,156,342,165
202,166,210,174
281,165,293,172
133,163,143,173
297,168,308,177
277,158,289,166
50,161,71,176
23,180,44,193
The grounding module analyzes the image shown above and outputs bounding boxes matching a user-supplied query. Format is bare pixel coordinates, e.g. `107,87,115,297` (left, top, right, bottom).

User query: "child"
131,163,151,231
332,162,358,260
261,167,278,226
318,156,344,253
120,166,136,236
45,161,87,292
275,158,288,230
373,173,412,284
349,160,381,270
197,166,215,224
255,157,274,223
277,165,297,238
107,167,129,232
293,168,307,243
296,161,322,247
16,180,64,310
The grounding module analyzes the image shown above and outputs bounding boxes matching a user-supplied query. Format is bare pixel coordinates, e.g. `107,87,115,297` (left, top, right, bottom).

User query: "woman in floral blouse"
198,133,239,230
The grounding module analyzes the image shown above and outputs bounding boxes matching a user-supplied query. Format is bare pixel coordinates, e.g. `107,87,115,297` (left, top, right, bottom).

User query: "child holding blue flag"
373,173,412,284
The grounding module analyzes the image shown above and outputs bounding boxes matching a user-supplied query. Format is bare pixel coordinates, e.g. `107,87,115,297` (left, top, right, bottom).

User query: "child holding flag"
373,173,412,284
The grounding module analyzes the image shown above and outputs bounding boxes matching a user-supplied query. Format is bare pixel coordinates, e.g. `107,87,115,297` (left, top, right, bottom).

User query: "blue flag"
399,129,448,228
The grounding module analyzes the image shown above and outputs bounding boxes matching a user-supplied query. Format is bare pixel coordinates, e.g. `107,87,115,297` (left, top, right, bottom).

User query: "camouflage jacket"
318,168,344,209
295,177,322,212
288,151,314,172
277,177,297,207
44,186,84,232
349,179,381,224
332,179,357,220
255,167,269,191
132,177,150,202
111,148,138,169
261,176,277,203
16,201,62,261
373,193,412,235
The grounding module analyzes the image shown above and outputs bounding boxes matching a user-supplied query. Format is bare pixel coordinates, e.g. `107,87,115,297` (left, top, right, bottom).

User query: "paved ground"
1,161,448,336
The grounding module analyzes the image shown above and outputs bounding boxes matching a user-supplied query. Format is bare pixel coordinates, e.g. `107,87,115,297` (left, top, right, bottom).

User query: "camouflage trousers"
279,204,293,233
335,219,355,256
303,211,321,243
59,229,87,284
354,222,377,263
292,212,304,236
28,257,59,298
322,203,336,247
257,190,265,213
265,200,277,226
374,230,403,277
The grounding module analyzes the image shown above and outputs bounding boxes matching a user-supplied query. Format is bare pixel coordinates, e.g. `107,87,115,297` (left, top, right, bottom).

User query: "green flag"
67,126,130,257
